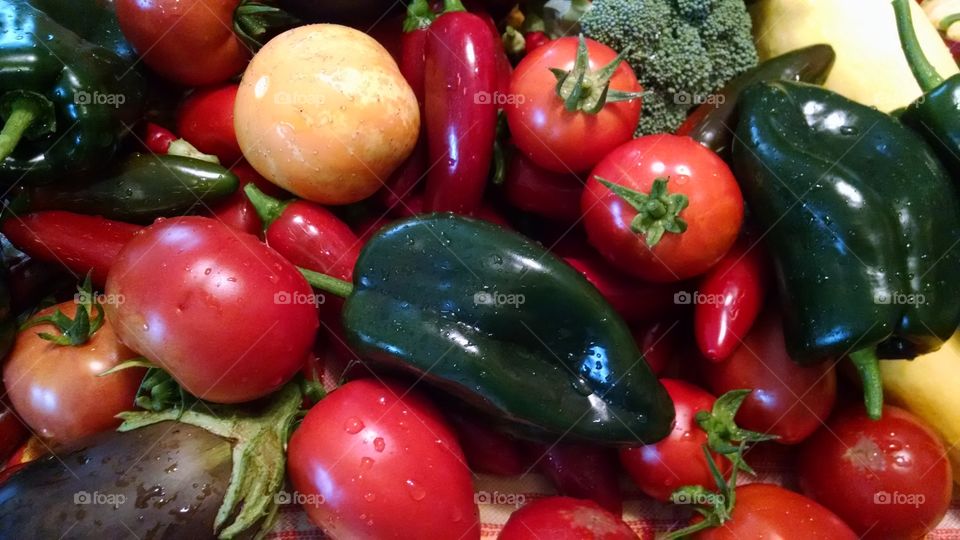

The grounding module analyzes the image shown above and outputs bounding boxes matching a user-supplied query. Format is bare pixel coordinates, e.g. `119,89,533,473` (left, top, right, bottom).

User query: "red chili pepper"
633,319,679,376
563,255,687,324
378,0,435,214
176,84,242,164
523,441,623,515
207,161,285,236
144,122,177,154
524,31,550,54
244,184,360,281
1,212,140,286
446,408,527,476
505,152,583,221
694,241,768,362
423,0,498,213
480,12,513,96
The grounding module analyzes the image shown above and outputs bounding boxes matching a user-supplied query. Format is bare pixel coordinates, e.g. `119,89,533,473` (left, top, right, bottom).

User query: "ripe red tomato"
506,37,642,174
116,0,248,86
176,84,242,163
504,152,584,221
105,217,318,404
692,484,857,539
698,308,836,444
582,135,743,282
287,379,480,539
499,497,645,540
620,379,727,501
797,405,952,539
3,302,144,446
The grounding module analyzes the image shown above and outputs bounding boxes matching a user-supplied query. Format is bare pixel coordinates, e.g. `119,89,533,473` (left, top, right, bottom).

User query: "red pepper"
563,255,687,324
524,31,550,54
144,122,177,154
423,0,498,213
694,241,768,362
206,161,284,236
504,152,583,221
244,184,360,281
1,212,140,286
480,12,513,96
633,319,679,376
378,0,435,214
523,441,623,515
446,408,527,476
176,84,242,164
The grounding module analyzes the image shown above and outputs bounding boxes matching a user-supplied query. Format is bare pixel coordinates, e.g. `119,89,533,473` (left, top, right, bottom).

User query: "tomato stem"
551,35,643,114
596,176,688,247
892,0,944,92
299,267,353,298
849,348,884,420
442,0,466,13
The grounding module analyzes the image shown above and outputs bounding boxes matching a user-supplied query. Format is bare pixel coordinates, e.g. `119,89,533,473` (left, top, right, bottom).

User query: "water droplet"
363,492,376,502
405,479,426,501
359,457,375,471
373,437,386,452
204,268,212,275
344,417,365,434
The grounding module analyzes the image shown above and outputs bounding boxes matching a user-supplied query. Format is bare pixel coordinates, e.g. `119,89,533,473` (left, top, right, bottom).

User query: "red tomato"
3,302,144,446
176,84,242,163
504,152,584,221
692,484,857,539
797,405,952,539
632,320,679,375
499,497,645,540
105,217,318,403
287,379,480,539
0,399,27,463
206,162,285,236
620,379,727,502
116,0,248,86
506,37,642,174
582,135,744,282
698,308,837,444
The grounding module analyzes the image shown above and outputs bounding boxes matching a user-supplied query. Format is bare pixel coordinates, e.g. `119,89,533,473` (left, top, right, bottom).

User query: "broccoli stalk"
571,0,758,135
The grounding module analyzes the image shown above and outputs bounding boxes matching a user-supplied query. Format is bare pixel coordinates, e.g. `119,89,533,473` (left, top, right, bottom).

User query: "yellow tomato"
235,24,419,205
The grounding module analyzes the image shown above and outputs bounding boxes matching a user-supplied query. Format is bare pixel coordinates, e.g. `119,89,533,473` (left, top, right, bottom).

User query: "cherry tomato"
797,405,952,539
287,379,480,539
176,84,242,163
499,497,645,540
105,217,318,404
620,379,728,502
582,135,744,282
692,484,857,539
507,37,642,174
116,0,249,86
3,302,144,446
698,308,837,444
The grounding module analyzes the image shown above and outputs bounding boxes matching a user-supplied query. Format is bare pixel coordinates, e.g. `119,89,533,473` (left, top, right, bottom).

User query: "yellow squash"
750,0,959,111
881,334,960,485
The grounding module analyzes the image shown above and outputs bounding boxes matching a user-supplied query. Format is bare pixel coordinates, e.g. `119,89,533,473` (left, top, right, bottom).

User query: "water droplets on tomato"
344,416,365,434
405,479,426,501
373,437,386,452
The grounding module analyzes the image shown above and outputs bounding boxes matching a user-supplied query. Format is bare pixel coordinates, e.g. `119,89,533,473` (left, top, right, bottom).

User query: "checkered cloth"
265,441,960,539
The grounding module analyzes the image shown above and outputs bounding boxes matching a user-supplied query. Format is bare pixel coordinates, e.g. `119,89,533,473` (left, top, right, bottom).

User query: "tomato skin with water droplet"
287,379,479,539
499,497,645,540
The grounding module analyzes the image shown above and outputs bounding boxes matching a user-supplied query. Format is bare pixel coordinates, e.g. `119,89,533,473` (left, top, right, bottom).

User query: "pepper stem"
596,176,689,247
404,0,436,31
0,104,36,162
442,0,466,13
849,348,884,420
892,0,945,91
244,183,290,229
299,267,354,298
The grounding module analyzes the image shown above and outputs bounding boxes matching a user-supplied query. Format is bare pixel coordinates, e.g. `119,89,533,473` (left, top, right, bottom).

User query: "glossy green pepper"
732,80,960,419
0,0,145,184
302,214,674,445
893,0,960,179
21,154,239,223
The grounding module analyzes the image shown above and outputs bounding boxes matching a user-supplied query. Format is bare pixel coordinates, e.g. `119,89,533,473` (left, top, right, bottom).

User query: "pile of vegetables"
0,0,957,538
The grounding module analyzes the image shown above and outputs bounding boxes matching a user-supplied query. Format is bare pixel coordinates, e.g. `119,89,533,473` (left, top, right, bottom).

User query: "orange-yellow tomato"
235,24,420,205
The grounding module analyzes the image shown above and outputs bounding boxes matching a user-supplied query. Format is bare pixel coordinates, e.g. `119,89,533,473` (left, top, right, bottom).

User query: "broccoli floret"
581,0,757,135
